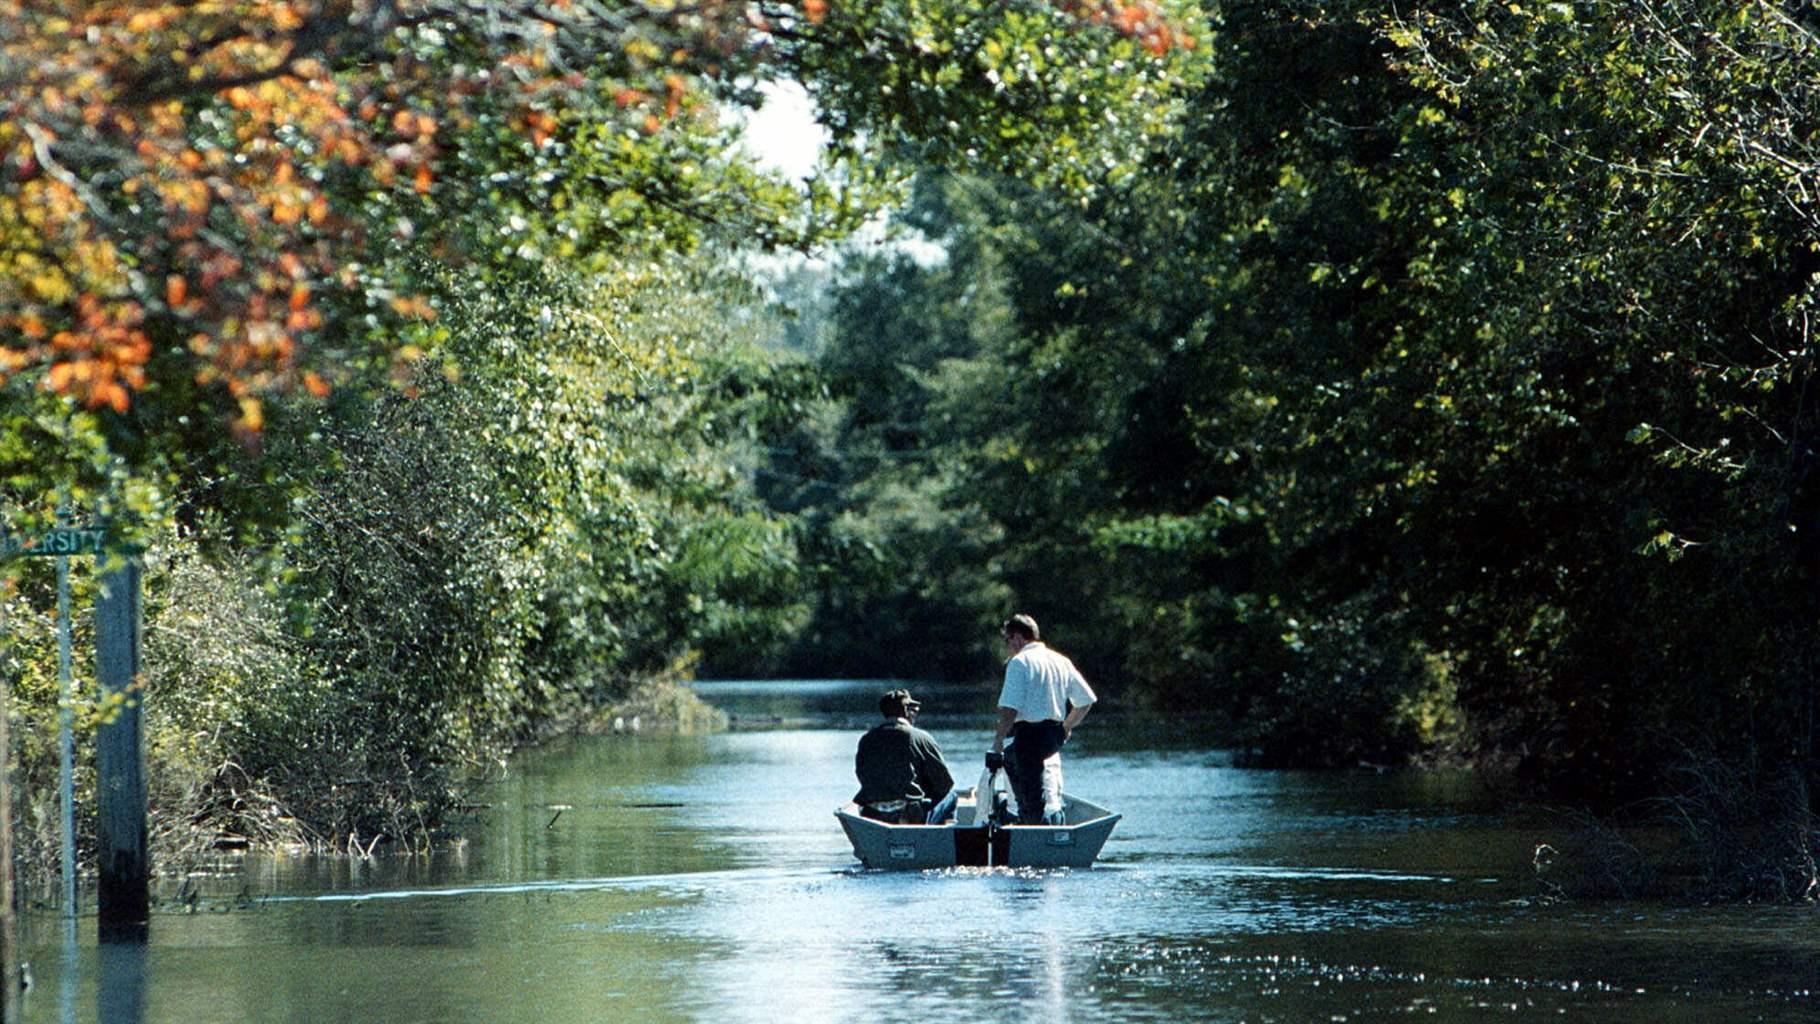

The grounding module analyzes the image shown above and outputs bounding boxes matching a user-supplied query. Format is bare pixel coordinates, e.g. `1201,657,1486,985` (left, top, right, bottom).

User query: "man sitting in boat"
853,688,956,824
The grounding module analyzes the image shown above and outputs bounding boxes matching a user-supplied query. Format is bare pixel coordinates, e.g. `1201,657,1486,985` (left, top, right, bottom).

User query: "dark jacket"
853,719,955,806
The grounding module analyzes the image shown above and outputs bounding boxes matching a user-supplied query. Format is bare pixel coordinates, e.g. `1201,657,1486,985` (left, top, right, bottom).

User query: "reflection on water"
18,680,1820,1023
55,921,77,1024
96,940,144,1024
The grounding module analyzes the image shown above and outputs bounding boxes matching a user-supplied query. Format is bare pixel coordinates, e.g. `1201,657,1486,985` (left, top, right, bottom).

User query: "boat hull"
835,794,1120,870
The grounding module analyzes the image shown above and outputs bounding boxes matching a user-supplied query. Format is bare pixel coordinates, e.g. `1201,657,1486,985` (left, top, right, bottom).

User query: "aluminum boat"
835,792,1120,870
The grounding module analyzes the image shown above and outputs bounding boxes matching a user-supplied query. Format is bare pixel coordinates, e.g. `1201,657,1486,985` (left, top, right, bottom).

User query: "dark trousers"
1007,721,1066,825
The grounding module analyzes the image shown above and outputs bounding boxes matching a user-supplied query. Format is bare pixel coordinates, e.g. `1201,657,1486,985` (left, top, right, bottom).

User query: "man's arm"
919,738,955,799
993,653,1028,755
991,706,1017,753
1062,662,1096,741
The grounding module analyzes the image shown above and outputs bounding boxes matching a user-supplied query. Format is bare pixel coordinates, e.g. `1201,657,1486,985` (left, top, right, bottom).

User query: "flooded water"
19,680,1820,1022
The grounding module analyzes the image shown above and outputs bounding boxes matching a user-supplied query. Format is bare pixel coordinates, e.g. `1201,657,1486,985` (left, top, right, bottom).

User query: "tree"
741,176,1014,677
0,0,1202,429
1,1,749,421
777,3,1820,828
0,0,1210,551
0,0,1215,867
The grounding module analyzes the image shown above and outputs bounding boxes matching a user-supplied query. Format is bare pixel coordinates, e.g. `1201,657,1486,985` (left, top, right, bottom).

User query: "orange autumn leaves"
43,297,149,415
1061,0,1197,54
1,0,435,431
0,0,755,434
0,0,1191,435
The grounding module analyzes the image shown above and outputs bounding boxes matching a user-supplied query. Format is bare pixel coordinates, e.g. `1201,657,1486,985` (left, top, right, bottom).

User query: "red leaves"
1057,1,1193,55
3,0,1182,438
42,295,149,414
1,3,446,427
525,110,559,146
391,110,438,140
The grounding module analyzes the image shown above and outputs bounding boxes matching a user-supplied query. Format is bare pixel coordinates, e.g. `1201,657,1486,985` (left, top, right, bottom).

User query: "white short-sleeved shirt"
997,642,1096,723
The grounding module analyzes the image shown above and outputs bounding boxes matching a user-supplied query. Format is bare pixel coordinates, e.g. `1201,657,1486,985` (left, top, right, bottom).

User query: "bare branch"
21,121,118,226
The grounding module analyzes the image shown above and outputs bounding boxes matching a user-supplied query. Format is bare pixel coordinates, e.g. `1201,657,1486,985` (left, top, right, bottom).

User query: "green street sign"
1,528,106,557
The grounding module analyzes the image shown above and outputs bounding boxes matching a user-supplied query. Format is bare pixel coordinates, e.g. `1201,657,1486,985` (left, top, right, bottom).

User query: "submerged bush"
0,256,811,881
1529,754,1819,904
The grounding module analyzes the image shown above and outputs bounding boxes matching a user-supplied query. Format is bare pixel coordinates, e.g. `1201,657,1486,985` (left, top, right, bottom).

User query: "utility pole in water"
95,556,147,941
0,667,16,1024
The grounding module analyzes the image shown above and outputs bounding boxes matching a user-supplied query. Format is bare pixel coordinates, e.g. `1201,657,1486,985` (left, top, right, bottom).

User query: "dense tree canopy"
0,0,1207,858
0,0,1203,530
15,0,1820,899
752,1,1820,897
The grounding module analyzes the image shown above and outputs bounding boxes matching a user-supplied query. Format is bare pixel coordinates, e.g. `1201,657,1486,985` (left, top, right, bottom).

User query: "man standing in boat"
991,614,1097,825
853,688,956,824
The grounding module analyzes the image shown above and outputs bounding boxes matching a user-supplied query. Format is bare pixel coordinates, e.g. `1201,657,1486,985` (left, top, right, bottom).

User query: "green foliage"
1026,0,1820,787
222,251,811,840
745,177,1034,678
1248,0,1820,792
782,0,1210,199
2,248,820,857
0,0,1217,874
768,2,1820,842
44,0,1820,898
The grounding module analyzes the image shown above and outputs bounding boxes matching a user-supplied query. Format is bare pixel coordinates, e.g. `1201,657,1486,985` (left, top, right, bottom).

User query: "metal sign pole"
1,524,113,935
55,508,76,919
